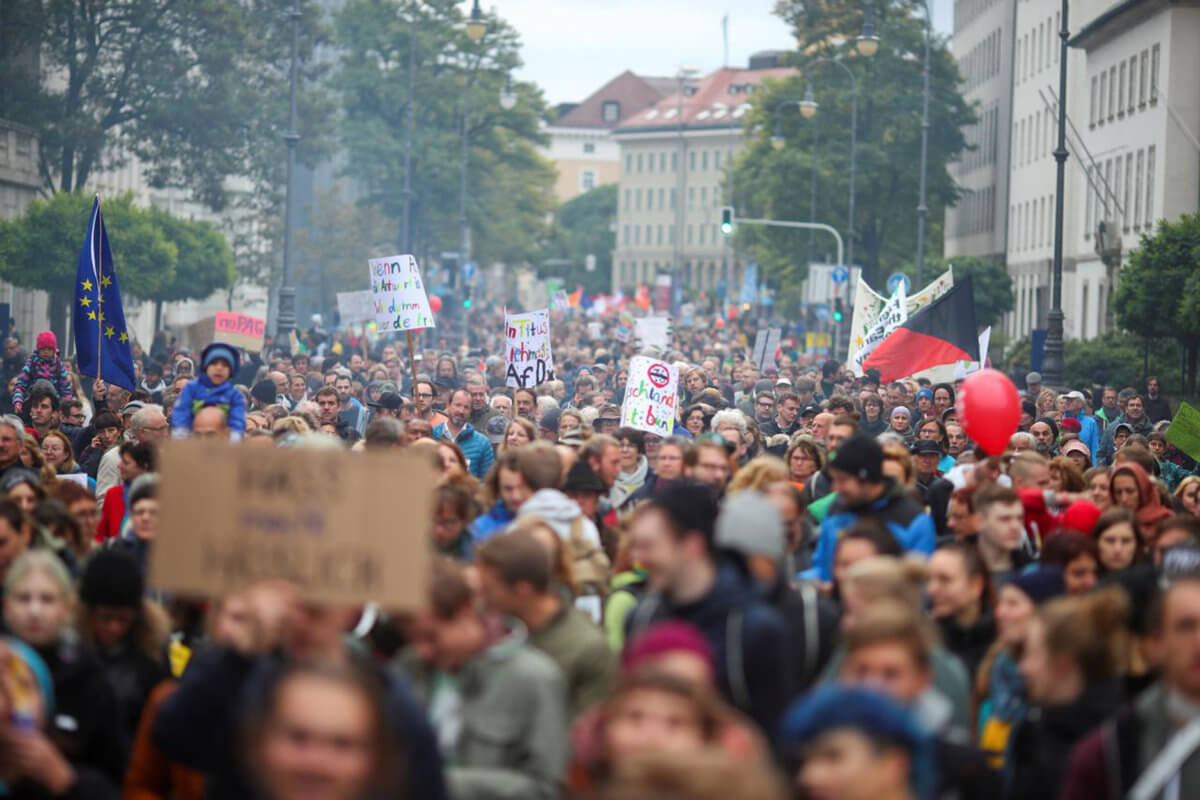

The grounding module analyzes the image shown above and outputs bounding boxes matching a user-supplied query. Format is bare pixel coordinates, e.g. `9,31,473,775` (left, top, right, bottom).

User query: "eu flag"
73,196,137,392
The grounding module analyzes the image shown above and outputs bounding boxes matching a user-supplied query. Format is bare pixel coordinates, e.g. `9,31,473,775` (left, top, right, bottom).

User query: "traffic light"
720,206,734,236
833,298,845,323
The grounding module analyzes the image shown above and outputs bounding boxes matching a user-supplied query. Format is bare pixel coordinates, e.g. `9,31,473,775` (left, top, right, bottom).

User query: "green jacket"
396,625,569,800
530,602,616,719
604,570,647,651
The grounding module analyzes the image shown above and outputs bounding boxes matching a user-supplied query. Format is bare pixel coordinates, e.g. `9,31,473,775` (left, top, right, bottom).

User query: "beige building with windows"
611,56,796,295
0,119,53,338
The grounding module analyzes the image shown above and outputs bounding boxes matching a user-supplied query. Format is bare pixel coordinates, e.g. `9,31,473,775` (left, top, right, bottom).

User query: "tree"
1006,331,1184,396
336,0,555,270
0,0,335,209
733,0,974,288
538,185,616,296
1114,211,1200,394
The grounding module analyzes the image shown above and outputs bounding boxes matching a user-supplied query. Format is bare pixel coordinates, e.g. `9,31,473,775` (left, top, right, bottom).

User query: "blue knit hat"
1007,565,1066,605
780,686,935,799
201,341,240,377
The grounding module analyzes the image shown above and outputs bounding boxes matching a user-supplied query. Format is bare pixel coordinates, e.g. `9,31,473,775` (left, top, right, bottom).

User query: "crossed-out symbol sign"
647,363,670,388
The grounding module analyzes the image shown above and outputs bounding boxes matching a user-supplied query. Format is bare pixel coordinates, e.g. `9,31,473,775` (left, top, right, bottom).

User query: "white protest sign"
337,290,376,325
848,268,954,375
368,254,436,331
852,284,908,374
505,308,554,388
621,355,678,436
634,316,671,350
587,322,603,340
752,327,782,371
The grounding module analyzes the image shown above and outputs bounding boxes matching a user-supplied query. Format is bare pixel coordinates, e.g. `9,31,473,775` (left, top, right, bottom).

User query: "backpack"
566,515,611,597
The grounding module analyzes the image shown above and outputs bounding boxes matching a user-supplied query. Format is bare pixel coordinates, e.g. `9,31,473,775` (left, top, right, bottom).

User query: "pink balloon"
429,295,443,313
957,368,1021,455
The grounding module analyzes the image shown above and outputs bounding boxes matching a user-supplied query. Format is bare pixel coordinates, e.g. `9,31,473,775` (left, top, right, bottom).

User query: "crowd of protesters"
1,307,1200,800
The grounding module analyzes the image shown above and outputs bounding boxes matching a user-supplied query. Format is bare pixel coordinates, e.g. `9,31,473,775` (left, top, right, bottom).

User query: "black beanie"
80,550,143,608
827,433,884,483
650,481,719,546
251,380,278,406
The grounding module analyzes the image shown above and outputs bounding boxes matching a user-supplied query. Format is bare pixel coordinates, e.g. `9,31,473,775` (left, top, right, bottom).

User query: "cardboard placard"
337,290,376,325
634,316,671,351
505,309,554,388
214,312,266,352
150,441,434,609
1166,402,1200,463
368,254,435,331
752,327,782,371
621,355,677,436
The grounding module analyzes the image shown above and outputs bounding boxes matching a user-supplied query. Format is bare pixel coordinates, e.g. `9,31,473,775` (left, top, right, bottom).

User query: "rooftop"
614,64,798,135
554,71,673,129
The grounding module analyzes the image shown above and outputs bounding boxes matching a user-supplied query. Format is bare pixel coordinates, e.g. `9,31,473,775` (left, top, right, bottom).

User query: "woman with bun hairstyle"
1007,588,1128,800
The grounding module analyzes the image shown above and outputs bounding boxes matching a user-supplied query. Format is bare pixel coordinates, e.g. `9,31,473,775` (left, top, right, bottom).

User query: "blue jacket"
809,481,936,582
1064,411,1100,465
471,500,516,544
169,375,247,436
154,646,447,800
625,561,794,736
434,421,495,479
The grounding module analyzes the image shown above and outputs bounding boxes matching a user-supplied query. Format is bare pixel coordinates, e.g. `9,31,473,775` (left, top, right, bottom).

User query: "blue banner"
73,196,137,391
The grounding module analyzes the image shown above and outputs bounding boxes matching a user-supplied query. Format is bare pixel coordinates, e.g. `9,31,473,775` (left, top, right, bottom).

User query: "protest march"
2,193,1200,800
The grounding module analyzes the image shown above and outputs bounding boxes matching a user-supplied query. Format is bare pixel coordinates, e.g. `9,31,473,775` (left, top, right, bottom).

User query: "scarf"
609,456,649,510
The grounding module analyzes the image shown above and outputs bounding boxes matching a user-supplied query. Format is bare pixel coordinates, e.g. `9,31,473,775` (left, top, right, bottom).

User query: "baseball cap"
754,379,775,396
121,401,145,416
800,405,820,417
1065,390,1085,401
910,439,941,455
775,377,793,388
485,415,508,443
368,392,403,411
1062,438,1091,459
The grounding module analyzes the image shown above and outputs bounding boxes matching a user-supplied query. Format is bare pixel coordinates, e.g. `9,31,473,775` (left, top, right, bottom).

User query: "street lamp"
672,66,699,315
799,82,818,118
465,0,486,42
913,0,932,289
500,76,516,110
856,2,881,58
1042,0,1070,386
278,3,302,347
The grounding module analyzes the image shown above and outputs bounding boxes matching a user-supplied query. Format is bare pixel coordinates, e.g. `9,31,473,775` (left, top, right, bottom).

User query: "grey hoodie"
517,489,602,548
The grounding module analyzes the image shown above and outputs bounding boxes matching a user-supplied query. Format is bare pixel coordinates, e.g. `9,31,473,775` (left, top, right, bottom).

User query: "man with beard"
434,389,495,479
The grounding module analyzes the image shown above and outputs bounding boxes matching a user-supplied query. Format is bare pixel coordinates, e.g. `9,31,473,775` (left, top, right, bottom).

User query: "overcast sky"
498,0,955,105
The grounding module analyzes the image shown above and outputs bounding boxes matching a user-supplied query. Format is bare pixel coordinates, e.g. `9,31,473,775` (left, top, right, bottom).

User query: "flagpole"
94,199,102,383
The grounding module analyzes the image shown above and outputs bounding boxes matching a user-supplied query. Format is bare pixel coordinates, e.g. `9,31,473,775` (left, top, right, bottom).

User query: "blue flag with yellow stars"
73,195,137,392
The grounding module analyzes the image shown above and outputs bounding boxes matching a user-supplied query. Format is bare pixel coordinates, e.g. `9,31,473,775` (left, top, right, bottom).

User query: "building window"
1098,71,1107,123
602,101,620,123
658,188,665,208
1085,165,1094,237
625,155,633,173
1090,76,1097,127
636,153,643,172
1118,62,1126,116
700,186,708,207
1134,150,1144,229
633,226,640,245
1113,160,1122,231
656,225,663,245
645,189,652,210
1147,44,1156,104
698,224,706,245
714,151,722,169
1108,66,1116,120
689,151,695,171
1139,50,1148,106
645,224,651,245
1127,56,1137,114
580,170,596,192
670,188,676,209
701,151,709,170
583,142,595,154
1123,154,1132,231
1145,145,1155,226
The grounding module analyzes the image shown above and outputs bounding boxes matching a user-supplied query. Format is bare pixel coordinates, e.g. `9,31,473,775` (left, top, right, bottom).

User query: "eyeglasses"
598,418,619,425
417,392,434,399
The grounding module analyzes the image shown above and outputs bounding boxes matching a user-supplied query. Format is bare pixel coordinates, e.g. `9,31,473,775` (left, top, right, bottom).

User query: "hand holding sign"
505,309,554,388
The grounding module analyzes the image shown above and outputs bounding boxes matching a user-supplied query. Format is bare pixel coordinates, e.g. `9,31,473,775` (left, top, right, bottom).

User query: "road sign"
461,260,478,283
831,266,849,284
887,272,912,295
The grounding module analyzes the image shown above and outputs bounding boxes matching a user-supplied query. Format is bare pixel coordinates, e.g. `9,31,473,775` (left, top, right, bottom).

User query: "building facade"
611,59,796,295
0,119,52,340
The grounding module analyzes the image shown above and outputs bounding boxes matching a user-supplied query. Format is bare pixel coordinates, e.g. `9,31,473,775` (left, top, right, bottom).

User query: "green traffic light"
463,299,472,309
833,310,843,322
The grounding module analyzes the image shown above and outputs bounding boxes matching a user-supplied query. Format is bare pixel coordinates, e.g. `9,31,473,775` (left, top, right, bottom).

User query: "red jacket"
96,484,125,542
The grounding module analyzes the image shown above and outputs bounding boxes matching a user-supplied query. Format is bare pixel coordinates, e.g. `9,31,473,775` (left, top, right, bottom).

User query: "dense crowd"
1,308,1199,800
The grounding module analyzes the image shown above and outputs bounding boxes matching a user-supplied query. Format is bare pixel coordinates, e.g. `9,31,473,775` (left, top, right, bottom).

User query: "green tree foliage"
147,209,236,303
291,188,397,312
891,255,1013,329
538,185,616,296
0,0,335,209
336,0,555,269
1007,331,1183,396
733,0,974,288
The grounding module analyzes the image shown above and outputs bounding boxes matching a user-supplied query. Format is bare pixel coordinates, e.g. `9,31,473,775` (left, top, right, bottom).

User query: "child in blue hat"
169,341,246,440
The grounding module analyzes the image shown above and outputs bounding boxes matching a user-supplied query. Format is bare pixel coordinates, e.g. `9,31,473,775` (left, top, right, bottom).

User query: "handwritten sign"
337,290,376,326
150,441,434,609
851,284,907,374
505,309,554,388
621,355,677,436
213,312,265,352
615,311,634,343
368,254,436,331
635,316,671,351
1166,402,1200,463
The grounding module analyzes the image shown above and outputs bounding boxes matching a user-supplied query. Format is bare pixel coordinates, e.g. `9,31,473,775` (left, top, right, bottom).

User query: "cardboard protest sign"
368,254,436,331
752,327,782,371
213,312,265,352
851,285,907,374
150,441,434,609
1166,403,1200,463
505,309,554,388
621,355,677,436
634,316,671,351
614,311,634,342
337,290,376,326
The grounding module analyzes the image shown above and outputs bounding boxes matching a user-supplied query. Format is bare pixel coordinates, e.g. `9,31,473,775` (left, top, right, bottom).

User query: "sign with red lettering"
213,312,266,352
621,356,677,436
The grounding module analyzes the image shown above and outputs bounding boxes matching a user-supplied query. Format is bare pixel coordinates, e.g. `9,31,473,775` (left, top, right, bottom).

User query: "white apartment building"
951,0,1199,342
611,56,797,295
945,0,1017,263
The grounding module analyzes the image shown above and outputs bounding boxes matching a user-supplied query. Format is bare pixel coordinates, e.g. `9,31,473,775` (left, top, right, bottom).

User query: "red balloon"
429,294,443,313
957,368,1020,455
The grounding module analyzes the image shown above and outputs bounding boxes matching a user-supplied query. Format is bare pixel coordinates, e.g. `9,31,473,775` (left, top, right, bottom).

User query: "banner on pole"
621,355,677,436
852,285,907,374
213,312,266,352
368,254,435,331
505,309,554,388
848,268,954,375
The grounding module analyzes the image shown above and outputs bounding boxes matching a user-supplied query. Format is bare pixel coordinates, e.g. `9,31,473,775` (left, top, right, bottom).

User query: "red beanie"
621,621,714,676
1060,499,1102,536
35,331,56,351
